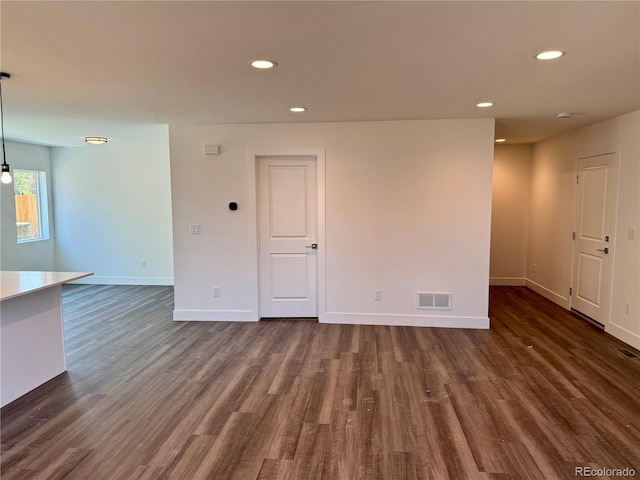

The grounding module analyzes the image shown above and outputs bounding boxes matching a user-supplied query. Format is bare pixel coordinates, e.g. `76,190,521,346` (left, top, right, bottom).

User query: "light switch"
628,228,635,240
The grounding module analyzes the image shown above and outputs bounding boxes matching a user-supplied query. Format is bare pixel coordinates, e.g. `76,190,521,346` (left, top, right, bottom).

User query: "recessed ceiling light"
476,102,494,108
250,59,277,69
290,107,307,113
495,138,506,143
535,50,565,60
84,136,108,145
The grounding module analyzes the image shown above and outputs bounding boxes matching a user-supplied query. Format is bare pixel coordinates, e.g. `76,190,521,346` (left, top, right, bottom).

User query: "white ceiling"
1,1,639,147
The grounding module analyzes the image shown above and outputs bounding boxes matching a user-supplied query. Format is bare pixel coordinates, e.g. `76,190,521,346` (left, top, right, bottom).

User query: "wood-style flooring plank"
2,285,640,479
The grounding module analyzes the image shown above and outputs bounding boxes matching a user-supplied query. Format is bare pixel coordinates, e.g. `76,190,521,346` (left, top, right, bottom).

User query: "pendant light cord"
0,77,6,167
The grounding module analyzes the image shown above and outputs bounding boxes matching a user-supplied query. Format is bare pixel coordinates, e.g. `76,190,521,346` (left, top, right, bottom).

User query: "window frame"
14,169,50,244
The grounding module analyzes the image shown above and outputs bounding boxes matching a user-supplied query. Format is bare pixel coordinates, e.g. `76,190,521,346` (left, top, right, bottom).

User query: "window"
14,169,50,243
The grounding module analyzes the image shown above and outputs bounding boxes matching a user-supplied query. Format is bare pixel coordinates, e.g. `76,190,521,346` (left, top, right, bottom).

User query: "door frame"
570,146,620,327
247,148,326,320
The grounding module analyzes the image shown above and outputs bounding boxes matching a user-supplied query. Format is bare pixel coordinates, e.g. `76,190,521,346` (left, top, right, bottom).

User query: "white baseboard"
520,281,639,352
525,279,570,309
321,312,489,329
606,322,640,351
71,276,174,286
173,309,257,322
173,309,489,328
490,277,527,286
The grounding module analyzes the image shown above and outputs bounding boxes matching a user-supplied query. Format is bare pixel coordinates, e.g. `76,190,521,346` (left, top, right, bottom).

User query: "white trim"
525,279,570,309
15,169,51,243
575,146,617,159
173,309,257,322
606,322,640,351
322,312,489,329
70,276,174,286
247,147,327,321
490,277,527,286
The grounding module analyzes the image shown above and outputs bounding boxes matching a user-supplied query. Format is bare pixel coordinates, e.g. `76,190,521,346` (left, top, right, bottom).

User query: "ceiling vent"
417,292,452,310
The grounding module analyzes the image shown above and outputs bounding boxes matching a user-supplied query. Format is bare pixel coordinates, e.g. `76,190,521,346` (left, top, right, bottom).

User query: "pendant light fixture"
0,72,11,184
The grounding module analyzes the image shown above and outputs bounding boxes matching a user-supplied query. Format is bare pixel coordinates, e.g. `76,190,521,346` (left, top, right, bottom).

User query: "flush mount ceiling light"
535,50,565,60
476,102,494,108
290,107,307,113
84,136,108,145
250,59,277,69
495,138,506,143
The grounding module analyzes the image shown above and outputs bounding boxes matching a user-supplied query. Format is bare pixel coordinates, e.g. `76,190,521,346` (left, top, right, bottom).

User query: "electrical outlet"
140,260,147,268
213,287,221,298
190,224,201,235
374,290,382,301
625,302,631,315
532,263,536,273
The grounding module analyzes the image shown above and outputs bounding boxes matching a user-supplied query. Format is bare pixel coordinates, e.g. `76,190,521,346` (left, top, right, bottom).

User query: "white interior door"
258,156,318,318
571,152,618,325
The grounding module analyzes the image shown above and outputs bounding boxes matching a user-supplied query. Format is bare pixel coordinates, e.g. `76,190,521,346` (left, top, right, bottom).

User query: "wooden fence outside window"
15,194,39,240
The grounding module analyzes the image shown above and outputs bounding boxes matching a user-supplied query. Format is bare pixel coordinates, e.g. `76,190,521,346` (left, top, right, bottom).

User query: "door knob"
596,247,609,254
305,243,318,250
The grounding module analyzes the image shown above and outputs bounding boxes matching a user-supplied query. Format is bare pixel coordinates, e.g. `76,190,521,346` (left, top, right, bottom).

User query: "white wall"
0,140,56,271
490,144,531,285
170,119,495,328
528,110,639,349
51,144,174,285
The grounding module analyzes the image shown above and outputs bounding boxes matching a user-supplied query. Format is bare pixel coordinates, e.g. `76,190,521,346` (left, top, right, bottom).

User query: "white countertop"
0,271,93,301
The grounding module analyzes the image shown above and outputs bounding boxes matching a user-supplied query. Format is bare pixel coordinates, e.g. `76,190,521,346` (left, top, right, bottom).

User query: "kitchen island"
1,271,92,407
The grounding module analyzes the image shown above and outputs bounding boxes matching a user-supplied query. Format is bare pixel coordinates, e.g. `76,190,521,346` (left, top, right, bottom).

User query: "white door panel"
576,253,602,306
269,166,308,237
580,166,607,240
270,254,308,299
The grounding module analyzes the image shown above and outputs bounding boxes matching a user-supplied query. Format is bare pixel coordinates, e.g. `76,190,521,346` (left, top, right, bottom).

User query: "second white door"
572,152,618,325
258,156,318,318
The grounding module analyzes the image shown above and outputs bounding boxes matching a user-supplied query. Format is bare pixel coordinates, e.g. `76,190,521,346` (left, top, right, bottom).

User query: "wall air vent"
417,292,452,310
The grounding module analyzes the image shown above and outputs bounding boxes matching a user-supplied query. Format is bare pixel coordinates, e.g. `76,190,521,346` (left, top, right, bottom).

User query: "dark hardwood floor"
1,285,639,479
